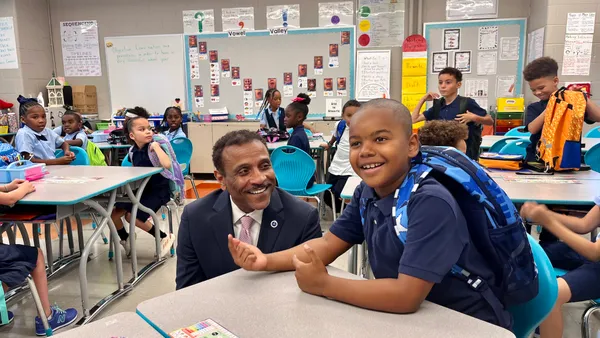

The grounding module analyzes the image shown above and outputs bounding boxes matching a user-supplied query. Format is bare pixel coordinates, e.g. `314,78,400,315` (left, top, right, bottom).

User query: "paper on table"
562,34,593,76
477,51,497,75
478,26,498,50
496,75,515,97
431,52,448,73
566,12,596,34
499,37,519,61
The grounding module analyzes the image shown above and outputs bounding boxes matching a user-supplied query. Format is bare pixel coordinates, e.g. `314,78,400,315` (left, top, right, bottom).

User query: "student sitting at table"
15,96,75,165
418,120,468,153
285,93,314,188
53,111,87,149
228,99,512,330
320,100,361,211
0,179,78,335
111,116,175,259
520,200,600,338
161,106,187,141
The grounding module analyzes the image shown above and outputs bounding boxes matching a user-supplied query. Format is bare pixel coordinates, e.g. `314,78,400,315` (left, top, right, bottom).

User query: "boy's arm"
456,99,493,125
65,139,83,147
526,111,545,134
521,201,600,234
584,97,600,122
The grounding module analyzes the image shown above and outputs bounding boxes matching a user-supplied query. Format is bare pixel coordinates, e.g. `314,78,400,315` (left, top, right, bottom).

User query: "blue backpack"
360,146,538,307
0,143,20,167
335,120,347,146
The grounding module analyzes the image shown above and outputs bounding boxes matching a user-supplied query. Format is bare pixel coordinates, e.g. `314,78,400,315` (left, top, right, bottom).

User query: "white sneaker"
159,234,175,258
120,239,131,258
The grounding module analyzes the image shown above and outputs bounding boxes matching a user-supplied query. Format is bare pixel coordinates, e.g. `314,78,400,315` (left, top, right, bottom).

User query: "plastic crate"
96,122,110,131
91,130,110,143
0,161,46,183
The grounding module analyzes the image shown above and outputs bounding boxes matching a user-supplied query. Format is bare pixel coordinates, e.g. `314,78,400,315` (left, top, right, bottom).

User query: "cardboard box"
72,85,98,113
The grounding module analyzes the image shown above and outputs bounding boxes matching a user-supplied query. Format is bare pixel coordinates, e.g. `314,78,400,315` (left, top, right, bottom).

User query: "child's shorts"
0,244,38,287
542,241,600,302
115,191,170,223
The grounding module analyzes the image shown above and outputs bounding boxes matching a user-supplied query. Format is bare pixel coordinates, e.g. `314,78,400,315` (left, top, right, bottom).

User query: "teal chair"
585,126,600,138
584,143,600,172
555,268,599,338
55,146,90,165
170,138,198,199
508,235,558,338
271,145,336,221
499,139,531,157
489,137,521,153
505,127,531,137
287,128,314,138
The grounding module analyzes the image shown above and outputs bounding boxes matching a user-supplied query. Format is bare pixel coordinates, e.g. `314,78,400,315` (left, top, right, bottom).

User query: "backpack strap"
458,96,469,115
335,120,346,146
431,98,444,120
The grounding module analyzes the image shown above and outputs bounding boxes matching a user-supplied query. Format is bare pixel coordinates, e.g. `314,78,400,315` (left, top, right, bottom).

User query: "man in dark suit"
176,130,322,289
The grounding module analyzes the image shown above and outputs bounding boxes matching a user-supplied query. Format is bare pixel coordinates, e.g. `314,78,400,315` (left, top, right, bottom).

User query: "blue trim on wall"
184,27,356,120
424,19,527,99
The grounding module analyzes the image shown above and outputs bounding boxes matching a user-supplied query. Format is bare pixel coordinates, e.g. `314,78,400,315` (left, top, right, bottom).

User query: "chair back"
171,138,193,175
509,235,559,338
121,154,132,167
584,143,600,172
287,127,314,138
505,127,531,137
499,139,531,157
270,145,315,195
489,137,520,153
55,146,90,166
584,126,600,138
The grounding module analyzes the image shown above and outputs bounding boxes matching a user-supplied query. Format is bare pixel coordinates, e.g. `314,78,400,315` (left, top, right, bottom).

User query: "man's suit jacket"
176,188,322,289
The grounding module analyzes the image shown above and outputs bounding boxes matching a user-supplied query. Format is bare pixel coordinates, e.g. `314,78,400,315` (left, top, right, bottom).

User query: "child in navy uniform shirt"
285,93,314,188
227,99,511,329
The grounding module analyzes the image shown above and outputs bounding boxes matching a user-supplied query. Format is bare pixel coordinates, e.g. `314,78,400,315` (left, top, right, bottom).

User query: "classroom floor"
1,200,599,338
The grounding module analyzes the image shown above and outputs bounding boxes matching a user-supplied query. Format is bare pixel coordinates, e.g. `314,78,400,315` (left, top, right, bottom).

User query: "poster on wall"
446,0,498,20
527,28,544,63
182,10,215,34
477,51,497,75
266,5,300,29
222,7,255,32
443,28,460,50
454,51,471,73
318,1,354,27
478,26,498,50
356,50,391,100
0,17,18,69
432,52,449,73
356,0,405,48
566,12,595,34
562,34,593,76
496,75,516,97
499,37,519,61
60,20,102,76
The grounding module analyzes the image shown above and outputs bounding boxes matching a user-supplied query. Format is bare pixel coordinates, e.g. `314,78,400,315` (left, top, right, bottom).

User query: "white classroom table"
53,312,161,338
480,135,600,152
17,165,163,325
136,268,515,338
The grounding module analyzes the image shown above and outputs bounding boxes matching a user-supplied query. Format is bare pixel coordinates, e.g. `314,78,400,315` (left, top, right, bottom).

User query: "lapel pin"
270,220,278,228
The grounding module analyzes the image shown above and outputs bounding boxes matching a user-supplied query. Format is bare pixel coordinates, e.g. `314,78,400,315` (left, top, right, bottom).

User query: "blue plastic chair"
499,139,531,157
584,143,600,172
271,145,336,220
508,235,558,338
287,128,313,138
171,138,198,199
121,154,132,167
584,126,600,138
488,137,521,153
54,146,90,165
555,268,599,338
505,126,531,137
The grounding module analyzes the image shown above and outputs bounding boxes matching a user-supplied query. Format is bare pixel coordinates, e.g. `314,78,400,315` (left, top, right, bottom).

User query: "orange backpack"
538,87,587,171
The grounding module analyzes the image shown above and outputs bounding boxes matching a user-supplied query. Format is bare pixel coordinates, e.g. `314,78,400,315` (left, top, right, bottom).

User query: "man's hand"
421,92,440,102
292,244,330,296
520,202,551,225
455,111,478,124
227,234,268,271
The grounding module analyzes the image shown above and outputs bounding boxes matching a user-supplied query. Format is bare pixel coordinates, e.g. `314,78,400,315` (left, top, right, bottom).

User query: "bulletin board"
184,27,356,120
423,18,527,112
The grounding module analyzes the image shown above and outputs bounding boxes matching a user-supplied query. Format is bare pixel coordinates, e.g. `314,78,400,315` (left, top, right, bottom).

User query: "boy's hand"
7,179,25,191
520,202,551,224
320,143,330,150
455,111,478,124
57,156,74,165
18,180,35,194
65,151,75,158
292,244,330,296
227,234,268,271
422,92,440,102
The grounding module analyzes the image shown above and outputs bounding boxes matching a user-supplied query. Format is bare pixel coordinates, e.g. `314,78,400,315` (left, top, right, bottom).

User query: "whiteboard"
104,34,185,115
355,50,391,101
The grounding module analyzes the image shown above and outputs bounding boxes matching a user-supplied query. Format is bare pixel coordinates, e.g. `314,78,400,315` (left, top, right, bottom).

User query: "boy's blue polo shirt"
329,177,512,329
423,95,487,136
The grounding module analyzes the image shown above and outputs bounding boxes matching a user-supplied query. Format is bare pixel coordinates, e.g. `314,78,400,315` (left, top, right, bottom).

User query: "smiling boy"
228,99,511,329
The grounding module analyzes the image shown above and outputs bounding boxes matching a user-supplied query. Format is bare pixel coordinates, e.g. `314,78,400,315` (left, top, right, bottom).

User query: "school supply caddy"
479,152,523,170
538,87,587,171
0,160,47,183
360,146,538,308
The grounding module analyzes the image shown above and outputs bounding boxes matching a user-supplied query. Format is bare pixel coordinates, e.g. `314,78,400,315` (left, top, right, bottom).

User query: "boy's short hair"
418,120,468,147
342,100,361,115
359,99,412,137
523,57,558,82
439,67,463,82
63,110,81,123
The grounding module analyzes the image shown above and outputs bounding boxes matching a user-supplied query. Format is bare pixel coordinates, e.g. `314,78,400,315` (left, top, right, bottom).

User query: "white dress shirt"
231,197,263,246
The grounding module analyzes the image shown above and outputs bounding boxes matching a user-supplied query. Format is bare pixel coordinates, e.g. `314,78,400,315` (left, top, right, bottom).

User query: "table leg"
65,217,75,255
15,223,31,246
44,223,54,274
78,189,127,325
74,215,85,253
32,223,40,249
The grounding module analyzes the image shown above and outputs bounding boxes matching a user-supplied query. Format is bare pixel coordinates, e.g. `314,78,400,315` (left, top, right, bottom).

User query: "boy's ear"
553,76,559,85
214,170,226,190
407,133,420,158
457,81,463,89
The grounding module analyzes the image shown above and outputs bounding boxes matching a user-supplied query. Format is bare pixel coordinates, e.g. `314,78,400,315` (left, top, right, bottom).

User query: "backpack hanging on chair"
538,87,587,171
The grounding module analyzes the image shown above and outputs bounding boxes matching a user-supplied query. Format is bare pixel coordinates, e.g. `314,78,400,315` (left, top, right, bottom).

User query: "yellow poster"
402,76,426,94
402,58,427,77
402,93,426,113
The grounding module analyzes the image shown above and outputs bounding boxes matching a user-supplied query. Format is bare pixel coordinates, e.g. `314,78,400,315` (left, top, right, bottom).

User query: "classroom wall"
48,0,404,119
421,0,531,24
0,0,23,107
